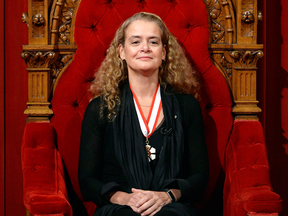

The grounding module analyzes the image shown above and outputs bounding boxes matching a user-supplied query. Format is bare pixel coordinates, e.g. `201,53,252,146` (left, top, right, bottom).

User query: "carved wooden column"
230,0,263,119
225,48,263,119
21,0,78,122
22,0,77,122
21,48,57,122
207,0,263,120
22,0,58,122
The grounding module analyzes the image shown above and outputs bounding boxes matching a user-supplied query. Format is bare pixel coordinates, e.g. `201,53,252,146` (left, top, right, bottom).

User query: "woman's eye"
131,41,140,44
150,41,159,45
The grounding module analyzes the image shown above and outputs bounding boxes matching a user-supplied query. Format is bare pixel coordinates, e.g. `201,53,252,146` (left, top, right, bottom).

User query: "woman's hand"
108,190,145,212
109,188,181,215
131,188,171,216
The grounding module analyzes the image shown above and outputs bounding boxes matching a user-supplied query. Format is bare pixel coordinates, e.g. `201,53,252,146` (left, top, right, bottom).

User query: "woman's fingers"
137,191,153,206
138,198,157,215
131,188,146,194
143,206,162,216
126,190,147,213
130,189,172,215
136,191,170,215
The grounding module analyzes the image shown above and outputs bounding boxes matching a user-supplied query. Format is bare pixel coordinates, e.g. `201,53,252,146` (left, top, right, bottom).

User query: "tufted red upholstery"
22,122,72,216
224,120,282,215
21,0,282,215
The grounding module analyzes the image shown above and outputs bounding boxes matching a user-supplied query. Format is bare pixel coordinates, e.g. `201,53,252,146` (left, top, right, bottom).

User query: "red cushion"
22,122,72,216
224,120,282,215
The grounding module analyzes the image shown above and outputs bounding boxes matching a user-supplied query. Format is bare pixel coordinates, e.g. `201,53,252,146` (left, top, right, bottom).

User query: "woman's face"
119,20,166,76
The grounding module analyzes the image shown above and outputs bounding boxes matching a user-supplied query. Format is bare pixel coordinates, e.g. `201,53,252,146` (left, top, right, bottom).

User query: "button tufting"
139,0,146,8
90,23,97,31
88,77,94,83
72,101,79,107
170,0,177,6
34,165,40,170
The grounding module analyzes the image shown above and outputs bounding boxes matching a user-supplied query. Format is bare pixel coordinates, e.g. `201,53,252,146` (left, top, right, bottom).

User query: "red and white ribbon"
131,84,162,138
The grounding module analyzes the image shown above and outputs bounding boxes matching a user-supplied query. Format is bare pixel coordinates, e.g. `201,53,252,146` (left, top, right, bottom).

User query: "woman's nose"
140,42,151,53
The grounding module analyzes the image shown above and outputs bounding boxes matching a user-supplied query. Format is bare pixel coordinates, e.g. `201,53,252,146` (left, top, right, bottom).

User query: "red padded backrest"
51,0,233,206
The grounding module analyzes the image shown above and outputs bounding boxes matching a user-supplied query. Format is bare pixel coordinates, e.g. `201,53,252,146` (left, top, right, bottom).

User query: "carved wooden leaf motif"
211,53,232,87
220,55,232,79
59,9,73,44
22,12,29,26
57,0,78,44
21,51,57,68
205,0,222,18
229,50,263,67
51,54,72,79
51,54,73,92
33,13,45,25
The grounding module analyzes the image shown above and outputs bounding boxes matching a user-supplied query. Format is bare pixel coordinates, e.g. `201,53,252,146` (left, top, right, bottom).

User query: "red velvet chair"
21,0,282,215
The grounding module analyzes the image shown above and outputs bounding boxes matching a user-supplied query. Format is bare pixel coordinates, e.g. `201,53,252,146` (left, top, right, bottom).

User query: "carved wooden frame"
21,0,263,122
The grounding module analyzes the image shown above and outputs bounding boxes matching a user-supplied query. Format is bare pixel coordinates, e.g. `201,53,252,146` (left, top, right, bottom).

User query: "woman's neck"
128,70,159,100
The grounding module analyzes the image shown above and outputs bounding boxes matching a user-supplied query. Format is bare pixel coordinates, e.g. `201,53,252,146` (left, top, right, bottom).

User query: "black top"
79,86,209,215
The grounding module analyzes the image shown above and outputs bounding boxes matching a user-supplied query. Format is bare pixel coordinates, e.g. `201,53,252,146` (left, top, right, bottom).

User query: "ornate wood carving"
32,13,45,26
21,49,58,121
211,53,233,87
211,45,263,119
226,49,263,119
242,10,254,23
22,12,29,26
50,0,65,44
206,0,263,119
50,0,78,45
257,10,263,21
204,0,236,44
229,50,264,67
21,51,56,68
237,0,258,44
51,53,73,92
31,1,45,38
27,0,52,44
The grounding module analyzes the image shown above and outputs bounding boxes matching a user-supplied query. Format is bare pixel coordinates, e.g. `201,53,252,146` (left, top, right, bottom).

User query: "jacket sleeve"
163,95,209,204
78,98,124,207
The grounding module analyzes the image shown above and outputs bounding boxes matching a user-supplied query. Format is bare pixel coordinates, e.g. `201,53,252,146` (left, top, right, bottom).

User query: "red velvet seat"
21,0,282,215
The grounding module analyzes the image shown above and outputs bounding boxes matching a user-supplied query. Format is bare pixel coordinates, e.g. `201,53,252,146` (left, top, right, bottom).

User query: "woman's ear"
118,44,125,60
162,45,166,61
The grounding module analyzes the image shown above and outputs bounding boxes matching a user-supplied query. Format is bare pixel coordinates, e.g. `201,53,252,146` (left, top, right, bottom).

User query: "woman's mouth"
138,56,152,60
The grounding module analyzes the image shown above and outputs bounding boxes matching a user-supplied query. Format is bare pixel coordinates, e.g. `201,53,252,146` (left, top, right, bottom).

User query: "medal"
145,137,156,160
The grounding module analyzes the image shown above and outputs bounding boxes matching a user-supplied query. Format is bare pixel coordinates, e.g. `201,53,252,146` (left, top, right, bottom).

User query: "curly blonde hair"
90,12,200,120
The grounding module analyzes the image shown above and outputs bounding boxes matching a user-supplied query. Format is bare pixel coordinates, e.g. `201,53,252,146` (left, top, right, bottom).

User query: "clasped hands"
109,188,179,216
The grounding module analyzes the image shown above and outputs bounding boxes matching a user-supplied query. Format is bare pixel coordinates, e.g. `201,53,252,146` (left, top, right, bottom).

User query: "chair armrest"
224,120,282,216
21,122,72,216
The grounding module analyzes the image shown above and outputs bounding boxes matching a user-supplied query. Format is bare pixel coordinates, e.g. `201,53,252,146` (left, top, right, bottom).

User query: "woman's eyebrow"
128,35,141,40
128,35,161,40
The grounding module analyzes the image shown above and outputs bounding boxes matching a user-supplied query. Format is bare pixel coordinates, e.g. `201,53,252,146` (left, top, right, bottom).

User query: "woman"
79,12,209,216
